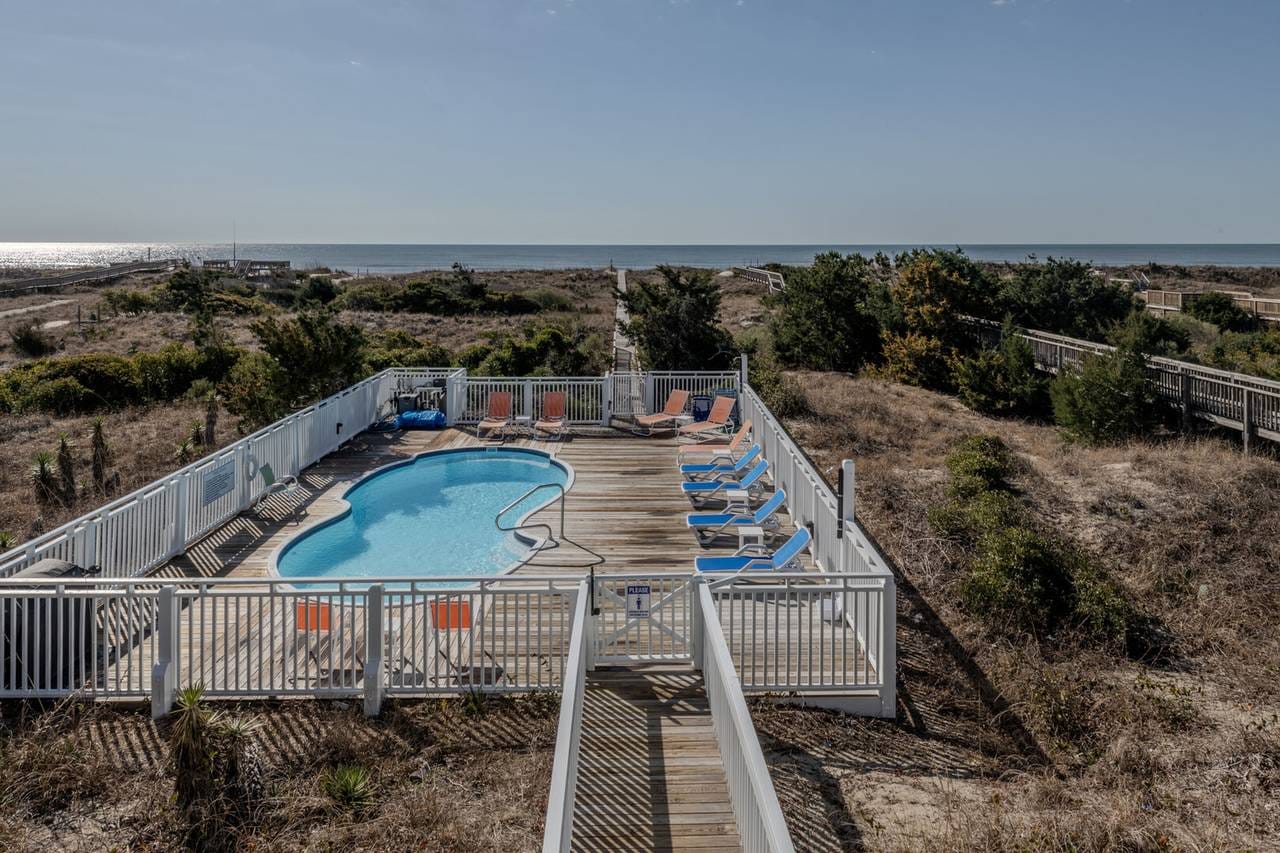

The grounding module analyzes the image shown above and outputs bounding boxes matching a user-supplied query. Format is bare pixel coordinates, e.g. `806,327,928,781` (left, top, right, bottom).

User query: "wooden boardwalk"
572,667,740,852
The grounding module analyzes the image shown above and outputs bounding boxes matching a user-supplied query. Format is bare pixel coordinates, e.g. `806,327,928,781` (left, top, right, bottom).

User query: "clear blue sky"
2,0,1276,244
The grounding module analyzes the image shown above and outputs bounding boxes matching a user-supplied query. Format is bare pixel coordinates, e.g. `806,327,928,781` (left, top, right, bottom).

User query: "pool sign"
626,584,651,620
201,460,235,506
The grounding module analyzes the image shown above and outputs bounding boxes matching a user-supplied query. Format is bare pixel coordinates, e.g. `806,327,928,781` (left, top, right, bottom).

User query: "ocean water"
276,449,569,588
2,242,1280,273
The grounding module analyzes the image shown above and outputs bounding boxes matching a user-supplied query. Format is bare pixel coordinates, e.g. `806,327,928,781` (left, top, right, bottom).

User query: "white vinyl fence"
455,377,610,425
0,575,580,712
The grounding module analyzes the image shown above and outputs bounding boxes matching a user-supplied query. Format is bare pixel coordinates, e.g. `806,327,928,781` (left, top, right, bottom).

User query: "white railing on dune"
540,579,589,853
738,381,897,715
697,582,796,853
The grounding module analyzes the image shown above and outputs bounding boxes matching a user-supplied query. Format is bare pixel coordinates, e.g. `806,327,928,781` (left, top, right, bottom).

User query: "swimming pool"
273,447,571,586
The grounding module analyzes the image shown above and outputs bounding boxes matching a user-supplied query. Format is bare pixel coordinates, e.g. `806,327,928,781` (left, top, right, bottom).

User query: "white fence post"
364,584,385,716
690,576,705,671
151,586,178,719
739,353,748,389
170,475,189,558
601,374,613,426
879,577,897,719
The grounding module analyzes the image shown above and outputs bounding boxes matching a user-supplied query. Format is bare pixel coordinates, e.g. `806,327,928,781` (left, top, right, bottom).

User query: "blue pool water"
274,448,570,586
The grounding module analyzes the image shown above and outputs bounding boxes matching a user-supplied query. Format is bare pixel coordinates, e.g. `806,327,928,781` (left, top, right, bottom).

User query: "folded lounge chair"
694,526,812,573
680,443,761,480
247,463,304,520
635,389,690,434
677,395,735,440
686,488,786,545
675,420,753,463
478,391,513,440
534,391,568,440
681,458,769,506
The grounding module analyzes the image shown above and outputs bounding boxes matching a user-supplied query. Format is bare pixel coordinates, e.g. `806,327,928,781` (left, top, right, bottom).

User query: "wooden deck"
93,426,873,697
157,427,755,583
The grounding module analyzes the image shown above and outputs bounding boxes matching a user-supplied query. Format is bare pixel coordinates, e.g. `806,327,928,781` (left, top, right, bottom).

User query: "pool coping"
267,445,576,587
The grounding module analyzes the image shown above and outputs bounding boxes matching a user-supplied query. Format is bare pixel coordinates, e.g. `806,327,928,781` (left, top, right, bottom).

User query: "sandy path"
0,298,74,319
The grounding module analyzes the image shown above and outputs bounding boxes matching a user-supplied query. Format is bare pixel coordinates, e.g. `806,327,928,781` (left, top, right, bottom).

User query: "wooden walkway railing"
0,259,180,295
733,266,786,293
963,315,1280,450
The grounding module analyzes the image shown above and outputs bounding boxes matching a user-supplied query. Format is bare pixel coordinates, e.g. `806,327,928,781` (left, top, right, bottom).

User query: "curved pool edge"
267,445,576,588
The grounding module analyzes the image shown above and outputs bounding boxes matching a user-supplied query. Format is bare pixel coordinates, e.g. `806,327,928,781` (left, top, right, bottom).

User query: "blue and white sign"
626,584,651,620
201,460,236,506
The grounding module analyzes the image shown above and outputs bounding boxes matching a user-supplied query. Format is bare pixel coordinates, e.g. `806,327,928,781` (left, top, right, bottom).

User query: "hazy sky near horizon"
2,0,1277,244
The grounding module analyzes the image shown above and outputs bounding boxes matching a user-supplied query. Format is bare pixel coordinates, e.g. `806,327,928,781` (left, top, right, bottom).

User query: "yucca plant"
0,531,16,550
31,451,59,505
322,765,373,812
218,716,265,809
90,417,111,493
174,439,195,464
188,420,205,448
170,685,223,809
204,391,219,446
56,433,76,505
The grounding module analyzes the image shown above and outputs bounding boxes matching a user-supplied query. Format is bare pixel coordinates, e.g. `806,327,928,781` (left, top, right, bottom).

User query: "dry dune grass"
0,695,557,852
0,401,239,542
755,371,1280,850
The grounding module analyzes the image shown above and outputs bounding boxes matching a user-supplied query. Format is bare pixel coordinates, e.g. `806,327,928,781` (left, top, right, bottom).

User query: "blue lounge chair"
694,526,812,574
686,488,786,544
680,458,769,506
680,444,761,480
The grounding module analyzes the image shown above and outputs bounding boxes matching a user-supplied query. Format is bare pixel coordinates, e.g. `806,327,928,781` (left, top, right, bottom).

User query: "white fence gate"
591,574,693,663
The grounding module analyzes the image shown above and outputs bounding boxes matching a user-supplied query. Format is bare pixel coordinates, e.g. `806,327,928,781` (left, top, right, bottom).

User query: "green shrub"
962,527,1077,635
952,322,1048,416
520,287,575,312
944,434,1014,496
1050,346,1160,445
100,287,160,315
250,309,367,406
364,330,452,371
771,252,882,372
997,257,1135,340
1072,561,1135,646
221,351,288,430
9,322,57,357
474,322,606,377
928,489,1026,542
23,376,95,414
880,331,952,389
1208,327,1280,380
1185,291,1257,333
298,276,340,305
1105,311,1192,357
617,265,734,371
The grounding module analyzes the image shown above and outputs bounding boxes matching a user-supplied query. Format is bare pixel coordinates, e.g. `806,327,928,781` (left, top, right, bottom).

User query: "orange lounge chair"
635,389,690,434
677,395,735,440
534,391,568,440
478,391,513,439
676,420,752,463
